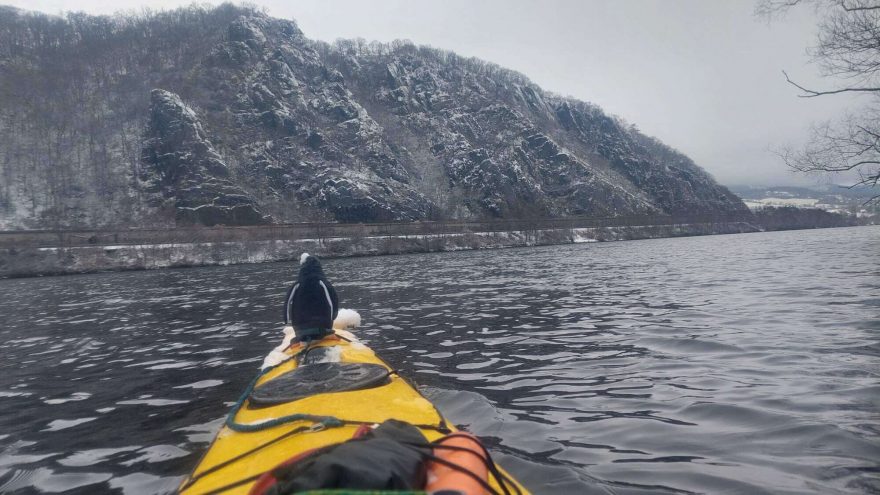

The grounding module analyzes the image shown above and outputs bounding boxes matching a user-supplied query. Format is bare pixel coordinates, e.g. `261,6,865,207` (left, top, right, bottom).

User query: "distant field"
744,197,820,209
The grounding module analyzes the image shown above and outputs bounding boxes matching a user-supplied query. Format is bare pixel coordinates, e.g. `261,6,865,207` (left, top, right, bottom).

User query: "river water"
0,227,878,494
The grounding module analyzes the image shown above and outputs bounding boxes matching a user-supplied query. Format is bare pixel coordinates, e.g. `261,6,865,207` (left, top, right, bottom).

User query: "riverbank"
1,221,759,278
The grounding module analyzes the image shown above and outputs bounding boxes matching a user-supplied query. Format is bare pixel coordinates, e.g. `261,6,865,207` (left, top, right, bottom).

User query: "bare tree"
757,0,879,200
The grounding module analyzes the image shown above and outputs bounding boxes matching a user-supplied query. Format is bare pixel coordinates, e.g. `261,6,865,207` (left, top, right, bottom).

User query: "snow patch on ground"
745,197,819,208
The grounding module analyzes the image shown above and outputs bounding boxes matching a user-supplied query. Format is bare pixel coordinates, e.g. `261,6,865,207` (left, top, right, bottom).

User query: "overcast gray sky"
6,0,864,187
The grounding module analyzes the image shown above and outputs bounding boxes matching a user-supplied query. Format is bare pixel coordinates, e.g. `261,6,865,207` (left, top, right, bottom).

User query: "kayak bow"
179,329,529,495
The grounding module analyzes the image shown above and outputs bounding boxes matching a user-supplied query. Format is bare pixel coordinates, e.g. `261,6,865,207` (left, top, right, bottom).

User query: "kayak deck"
179,330,528,494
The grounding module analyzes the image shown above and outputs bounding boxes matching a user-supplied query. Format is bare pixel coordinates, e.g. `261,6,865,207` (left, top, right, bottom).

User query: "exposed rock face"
191,14,433,223
0,5,749,229
141,89,268,226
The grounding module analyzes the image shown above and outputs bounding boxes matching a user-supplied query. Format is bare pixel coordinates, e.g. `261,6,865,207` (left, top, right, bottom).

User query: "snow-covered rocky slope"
0,4,749,229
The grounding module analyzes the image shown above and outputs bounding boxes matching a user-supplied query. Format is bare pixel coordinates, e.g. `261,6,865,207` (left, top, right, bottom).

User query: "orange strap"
425,432,488,495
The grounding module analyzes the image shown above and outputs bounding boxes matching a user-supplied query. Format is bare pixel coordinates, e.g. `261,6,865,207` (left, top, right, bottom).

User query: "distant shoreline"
4,220,876,279
0,220,759,278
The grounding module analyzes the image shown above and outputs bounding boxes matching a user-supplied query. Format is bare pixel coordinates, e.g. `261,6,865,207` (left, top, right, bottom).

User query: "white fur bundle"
261,325,296,369
333,308,361,330
260,310,362,369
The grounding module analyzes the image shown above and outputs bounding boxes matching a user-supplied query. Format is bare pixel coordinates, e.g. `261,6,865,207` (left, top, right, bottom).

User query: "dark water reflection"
1,227,878,494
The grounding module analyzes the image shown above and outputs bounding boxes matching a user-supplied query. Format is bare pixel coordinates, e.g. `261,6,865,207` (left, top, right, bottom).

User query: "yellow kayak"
178,329,529,495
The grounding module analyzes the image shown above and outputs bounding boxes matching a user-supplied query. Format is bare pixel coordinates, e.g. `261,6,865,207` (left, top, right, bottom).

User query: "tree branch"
783,70,880,96
838,1,880,12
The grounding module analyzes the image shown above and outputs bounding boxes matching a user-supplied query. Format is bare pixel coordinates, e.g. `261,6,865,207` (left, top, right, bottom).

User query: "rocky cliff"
0,4,749,229
141,89,268,225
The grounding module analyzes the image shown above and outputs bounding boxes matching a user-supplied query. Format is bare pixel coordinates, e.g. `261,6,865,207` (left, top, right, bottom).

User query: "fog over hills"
0,4,748,229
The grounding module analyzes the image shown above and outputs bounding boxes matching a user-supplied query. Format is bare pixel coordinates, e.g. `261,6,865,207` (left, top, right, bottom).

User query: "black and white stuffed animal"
284,253,339,341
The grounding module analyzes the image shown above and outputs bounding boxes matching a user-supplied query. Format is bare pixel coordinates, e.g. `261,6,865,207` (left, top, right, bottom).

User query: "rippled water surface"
1,227,878,494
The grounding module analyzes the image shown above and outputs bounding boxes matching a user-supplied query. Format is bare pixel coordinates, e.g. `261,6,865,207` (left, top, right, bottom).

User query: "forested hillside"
0,4,749,229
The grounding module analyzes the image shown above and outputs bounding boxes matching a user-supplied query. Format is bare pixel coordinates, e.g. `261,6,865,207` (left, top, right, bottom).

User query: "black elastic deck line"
192,432,520,495
435,433,522,495
181,335,462,493
180,411,451,494
403,435,522,495
177,425,310,493
394,372,451,434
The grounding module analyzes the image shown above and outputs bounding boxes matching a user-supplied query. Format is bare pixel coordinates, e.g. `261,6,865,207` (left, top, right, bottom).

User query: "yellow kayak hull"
179,330,529,494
